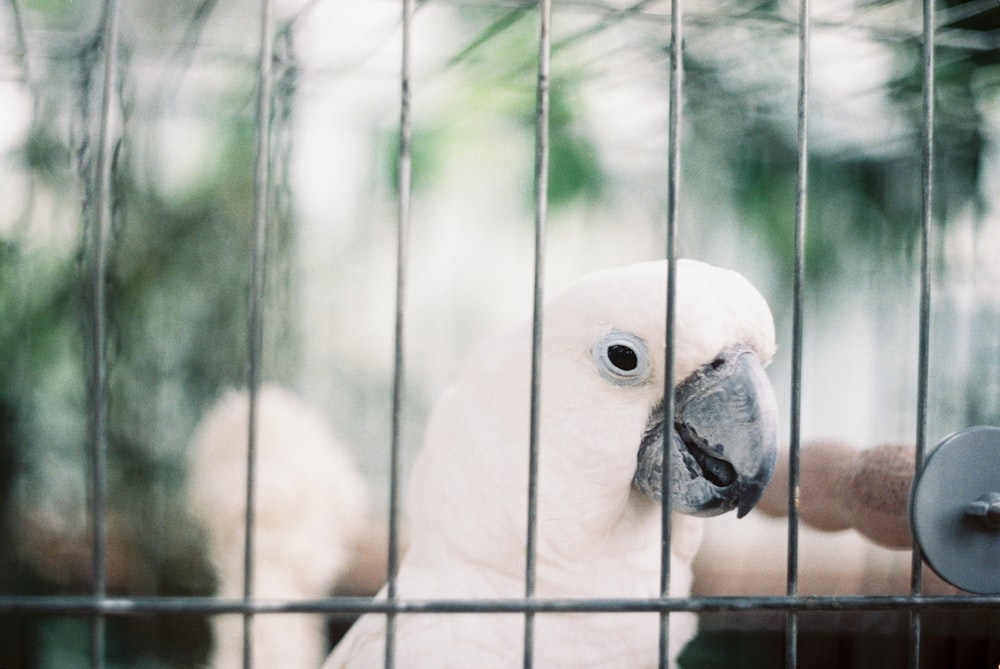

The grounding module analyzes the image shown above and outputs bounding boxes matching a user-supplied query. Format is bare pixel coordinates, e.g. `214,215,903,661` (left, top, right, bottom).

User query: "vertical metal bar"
524,0,551,666
385,0,414,665
86,1,120,666
7,0,31,84
786,0,810,664
910,0,936,663
659,0,681,665
244,0,275,667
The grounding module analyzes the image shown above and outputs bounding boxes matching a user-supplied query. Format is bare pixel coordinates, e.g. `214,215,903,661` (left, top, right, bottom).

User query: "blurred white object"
188,385,368,669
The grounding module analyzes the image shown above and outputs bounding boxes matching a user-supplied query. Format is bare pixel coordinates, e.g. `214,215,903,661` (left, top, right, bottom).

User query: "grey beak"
633,344,779,518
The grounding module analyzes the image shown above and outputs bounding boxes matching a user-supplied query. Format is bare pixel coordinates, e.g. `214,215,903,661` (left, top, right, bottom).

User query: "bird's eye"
593,331,651,386
607,344,638,371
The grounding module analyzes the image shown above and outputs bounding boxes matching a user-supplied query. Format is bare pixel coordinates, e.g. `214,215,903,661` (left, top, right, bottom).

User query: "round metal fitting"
909,425,1000,594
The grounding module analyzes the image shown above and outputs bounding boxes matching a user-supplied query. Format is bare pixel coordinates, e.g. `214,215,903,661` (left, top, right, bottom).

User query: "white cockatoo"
188,385,368,669
324,259,779,668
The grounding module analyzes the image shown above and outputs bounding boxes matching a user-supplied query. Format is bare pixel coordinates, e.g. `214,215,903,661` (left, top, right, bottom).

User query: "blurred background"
1,0,999,666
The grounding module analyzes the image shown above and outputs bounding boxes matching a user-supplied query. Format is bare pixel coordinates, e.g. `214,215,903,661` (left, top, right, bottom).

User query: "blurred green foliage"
386,7,605,208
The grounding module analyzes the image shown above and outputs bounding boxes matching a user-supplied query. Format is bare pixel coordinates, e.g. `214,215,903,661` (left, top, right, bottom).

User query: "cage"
1,0,1000,667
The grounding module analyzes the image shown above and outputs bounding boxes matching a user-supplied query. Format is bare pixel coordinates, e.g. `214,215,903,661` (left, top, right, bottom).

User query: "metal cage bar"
384,0,415,665
523,0,552,665
909,0,937,664
786,0,810,664
242,1,277,667
85,1,121,666
3,592,999,617
659,0,683,663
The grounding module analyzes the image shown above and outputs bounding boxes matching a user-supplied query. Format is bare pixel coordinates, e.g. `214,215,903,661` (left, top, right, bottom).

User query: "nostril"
710,356,725,370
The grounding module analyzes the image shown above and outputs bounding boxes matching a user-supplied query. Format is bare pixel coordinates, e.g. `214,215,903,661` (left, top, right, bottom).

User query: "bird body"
329,508,702,668
325,259,777,668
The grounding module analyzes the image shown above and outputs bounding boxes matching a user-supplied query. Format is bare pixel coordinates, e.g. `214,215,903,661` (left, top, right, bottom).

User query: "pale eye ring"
593,331,652,386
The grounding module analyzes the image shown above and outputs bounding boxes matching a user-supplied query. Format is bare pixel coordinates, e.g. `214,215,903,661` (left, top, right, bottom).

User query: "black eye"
592,331,651,386
607,344,638,371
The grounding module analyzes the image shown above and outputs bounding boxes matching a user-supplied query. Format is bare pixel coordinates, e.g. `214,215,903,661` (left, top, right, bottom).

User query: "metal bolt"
965,492,1000,529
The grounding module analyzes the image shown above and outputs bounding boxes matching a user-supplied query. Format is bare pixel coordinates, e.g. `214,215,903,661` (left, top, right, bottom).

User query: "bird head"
404,259,779,568
539,259,778,520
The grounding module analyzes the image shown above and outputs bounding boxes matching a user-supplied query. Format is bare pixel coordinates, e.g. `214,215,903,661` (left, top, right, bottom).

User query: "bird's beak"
633,343,778,518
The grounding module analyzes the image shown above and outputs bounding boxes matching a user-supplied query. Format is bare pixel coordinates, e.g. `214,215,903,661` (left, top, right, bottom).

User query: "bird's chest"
391,609,668,668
